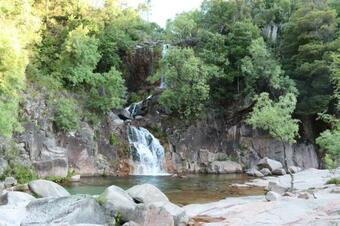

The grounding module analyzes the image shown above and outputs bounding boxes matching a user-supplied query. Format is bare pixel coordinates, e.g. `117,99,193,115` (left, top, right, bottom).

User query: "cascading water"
128,126,167,175
160,44,169,89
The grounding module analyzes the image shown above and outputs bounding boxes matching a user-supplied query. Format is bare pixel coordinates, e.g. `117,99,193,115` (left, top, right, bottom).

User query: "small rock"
331,187,340,194
4,177,17,188
288,166,302,174
11,183,29,192
267,181,288,195
283,192,295,197
260,168,272,176
122,221,141,226
71,175,81,182
28,179,70,198
246,168,264,177
257,157,283,172
265,191,280,201
272,168,286,175
297,192,312,199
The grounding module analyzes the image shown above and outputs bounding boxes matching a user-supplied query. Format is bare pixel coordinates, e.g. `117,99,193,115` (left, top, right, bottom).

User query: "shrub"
109,133,120,146
326,178,340,185
54,98,80,132
1,164,37,184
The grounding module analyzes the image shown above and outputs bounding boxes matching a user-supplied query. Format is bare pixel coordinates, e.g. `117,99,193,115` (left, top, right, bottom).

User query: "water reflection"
65,174,264,205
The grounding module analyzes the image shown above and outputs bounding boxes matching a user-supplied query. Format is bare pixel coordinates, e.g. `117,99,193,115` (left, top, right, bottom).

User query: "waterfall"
128,126,167,175
160,44,169,89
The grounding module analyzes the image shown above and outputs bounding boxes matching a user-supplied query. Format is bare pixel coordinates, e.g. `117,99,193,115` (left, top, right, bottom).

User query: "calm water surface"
65,174,264,205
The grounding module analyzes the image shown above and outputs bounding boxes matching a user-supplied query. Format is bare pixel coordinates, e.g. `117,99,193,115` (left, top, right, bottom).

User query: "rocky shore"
186,168,340,225
0,168,339,226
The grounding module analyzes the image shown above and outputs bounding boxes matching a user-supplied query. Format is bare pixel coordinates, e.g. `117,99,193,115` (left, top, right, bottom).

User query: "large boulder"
272,168,286,175
28,179,70,198
257,157,283,172
127,184,169,204
246,168,264,177
151,202,189,226
267,181,288,195
0,191,35,205
131,204,174,226
98,185,137,221
259,168,272,176
33,158,68,178
207,161,242,174
21,195,107,225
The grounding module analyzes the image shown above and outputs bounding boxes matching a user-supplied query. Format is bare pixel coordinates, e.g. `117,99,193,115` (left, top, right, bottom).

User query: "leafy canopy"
247,92,300,144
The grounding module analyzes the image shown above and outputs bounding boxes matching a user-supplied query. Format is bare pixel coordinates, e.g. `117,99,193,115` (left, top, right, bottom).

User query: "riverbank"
0,168,339,225
185,168,340,225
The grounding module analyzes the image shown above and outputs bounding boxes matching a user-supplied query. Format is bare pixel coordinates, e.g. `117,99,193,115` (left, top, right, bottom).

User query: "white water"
128,126,168,175
160,44,169,89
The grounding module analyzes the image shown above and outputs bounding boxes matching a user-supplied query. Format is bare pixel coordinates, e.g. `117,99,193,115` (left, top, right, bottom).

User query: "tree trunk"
281,139,294,191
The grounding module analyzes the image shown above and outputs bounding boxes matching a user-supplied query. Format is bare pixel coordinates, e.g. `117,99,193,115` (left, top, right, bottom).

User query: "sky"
125,0,203,27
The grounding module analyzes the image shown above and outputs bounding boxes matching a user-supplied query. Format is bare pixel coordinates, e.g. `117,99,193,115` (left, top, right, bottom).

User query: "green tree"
57,25,100,87
88,67,127,112
280,1,338,115
247,92,300,172
0,0,40,137
241,38,297,97
158,47,210,118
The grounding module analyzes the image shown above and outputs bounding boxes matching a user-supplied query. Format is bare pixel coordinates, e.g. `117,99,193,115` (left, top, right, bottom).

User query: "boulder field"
0,181,189,226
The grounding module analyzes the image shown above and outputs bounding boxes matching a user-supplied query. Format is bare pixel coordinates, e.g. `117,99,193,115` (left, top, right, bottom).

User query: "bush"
1,164,37,184
326,178,340,185
109,133,120,146
54,98,80,132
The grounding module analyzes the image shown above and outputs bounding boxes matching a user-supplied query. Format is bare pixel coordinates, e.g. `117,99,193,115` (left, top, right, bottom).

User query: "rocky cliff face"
0,85,320,178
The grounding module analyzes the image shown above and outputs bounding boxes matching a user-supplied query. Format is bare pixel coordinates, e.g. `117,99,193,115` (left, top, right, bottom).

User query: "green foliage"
109,133,120,146
326,178,340,185
1,164,37,184
247,92,300,144
54,98,80,132
57,26,101,87
0,0,40,137
280,1,338,115
88,67,126,112
241,38,297,97
316,127,340,168
158,47,210,118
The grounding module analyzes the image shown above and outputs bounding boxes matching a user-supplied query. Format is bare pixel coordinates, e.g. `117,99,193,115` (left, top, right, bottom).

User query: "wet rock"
127,184,169,204
28,179,70,198
0,191,35,205
272,168,286,175
259,168,272,176
151,202,189,226
4,177,17,188
288,166,302,174
70,175,81,182
298,192,312,199
207,161,242,174
109,112,124,126
246,168,264,177
21,195,107,226
99,185,136,222
265,191,280,201
267,181,288,195
257,157,283,172
283,192,295,197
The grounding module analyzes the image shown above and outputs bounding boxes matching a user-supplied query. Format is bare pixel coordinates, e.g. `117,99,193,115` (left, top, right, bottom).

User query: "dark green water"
65,174,264,205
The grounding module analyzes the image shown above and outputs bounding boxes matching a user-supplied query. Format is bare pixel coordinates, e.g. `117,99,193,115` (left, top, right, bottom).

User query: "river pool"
65,174,264,205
